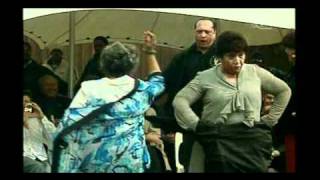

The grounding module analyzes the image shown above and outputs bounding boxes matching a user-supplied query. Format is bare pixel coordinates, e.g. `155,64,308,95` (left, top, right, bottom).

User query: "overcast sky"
23,8,295,29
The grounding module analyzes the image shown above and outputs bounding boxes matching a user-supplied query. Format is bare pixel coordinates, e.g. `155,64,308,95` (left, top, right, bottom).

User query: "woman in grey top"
173,31,291,172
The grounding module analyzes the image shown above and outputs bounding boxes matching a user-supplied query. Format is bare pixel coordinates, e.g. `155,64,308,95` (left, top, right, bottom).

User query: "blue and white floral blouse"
54,73,165,173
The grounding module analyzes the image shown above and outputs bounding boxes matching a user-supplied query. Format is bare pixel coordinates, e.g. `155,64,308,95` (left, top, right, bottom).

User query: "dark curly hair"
99,41,139,78
50,48,63,56
282,31,295,49
215,31,248,59
94,36,109,45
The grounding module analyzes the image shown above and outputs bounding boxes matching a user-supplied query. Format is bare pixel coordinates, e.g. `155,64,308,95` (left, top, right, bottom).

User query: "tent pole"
68,11,75,98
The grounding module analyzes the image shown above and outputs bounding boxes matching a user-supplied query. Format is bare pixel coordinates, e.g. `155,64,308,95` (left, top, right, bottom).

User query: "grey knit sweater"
173,64,292,131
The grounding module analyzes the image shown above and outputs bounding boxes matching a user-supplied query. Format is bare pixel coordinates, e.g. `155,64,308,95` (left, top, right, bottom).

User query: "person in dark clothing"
157,19,218,172
34,74,71,126
272,31,296,172
250,52,287,80
73,36,109,94
251,52,288,172
24,42,68,98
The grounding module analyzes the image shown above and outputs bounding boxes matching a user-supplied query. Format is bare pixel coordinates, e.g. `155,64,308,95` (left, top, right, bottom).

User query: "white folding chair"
174,132,185,173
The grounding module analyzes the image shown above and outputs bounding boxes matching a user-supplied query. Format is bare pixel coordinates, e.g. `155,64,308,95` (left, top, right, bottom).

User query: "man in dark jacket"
158,19,218,172
73,36,109,94
273,31,296,172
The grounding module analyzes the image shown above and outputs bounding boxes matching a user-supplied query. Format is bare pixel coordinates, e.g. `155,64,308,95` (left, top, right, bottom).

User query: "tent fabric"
23,9,293,50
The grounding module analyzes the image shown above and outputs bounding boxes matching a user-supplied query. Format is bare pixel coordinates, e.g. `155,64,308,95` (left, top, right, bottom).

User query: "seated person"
42,48,79,86
143,104,178,172
23,90,57,173
144,108,172,172
24,42,68,98
34,74,71,126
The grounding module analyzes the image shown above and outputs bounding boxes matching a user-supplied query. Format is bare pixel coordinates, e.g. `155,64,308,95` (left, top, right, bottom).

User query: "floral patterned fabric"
54,74,165,173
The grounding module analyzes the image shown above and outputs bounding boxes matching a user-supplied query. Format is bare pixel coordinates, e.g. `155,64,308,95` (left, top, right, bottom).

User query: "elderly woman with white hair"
53,31,164,173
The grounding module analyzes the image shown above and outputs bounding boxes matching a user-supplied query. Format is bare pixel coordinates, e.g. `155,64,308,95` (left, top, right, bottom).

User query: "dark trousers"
163,141,176,172
145,145,166,173
179,132,196,172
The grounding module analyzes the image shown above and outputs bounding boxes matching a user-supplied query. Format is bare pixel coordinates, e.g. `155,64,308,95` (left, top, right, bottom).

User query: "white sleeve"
41,116,56,134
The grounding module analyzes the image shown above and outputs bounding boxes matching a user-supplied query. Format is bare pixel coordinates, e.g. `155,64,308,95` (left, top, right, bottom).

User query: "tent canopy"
23,9,294,50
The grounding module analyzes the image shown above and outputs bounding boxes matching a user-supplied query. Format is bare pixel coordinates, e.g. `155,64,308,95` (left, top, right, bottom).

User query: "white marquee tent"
23,8,295,49
23,8,295,96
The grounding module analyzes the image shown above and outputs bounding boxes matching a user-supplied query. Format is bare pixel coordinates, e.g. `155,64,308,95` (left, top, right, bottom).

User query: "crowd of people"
23,18,296,173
